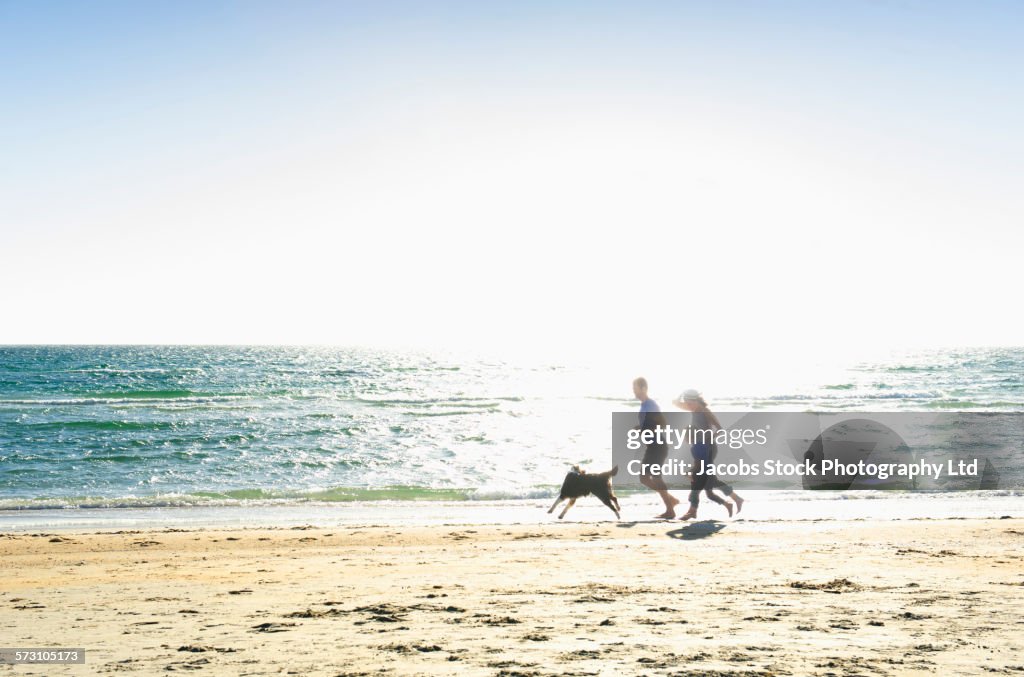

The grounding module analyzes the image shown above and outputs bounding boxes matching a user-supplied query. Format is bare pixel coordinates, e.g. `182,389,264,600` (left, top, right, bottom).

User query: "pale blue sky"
2,1,1021,355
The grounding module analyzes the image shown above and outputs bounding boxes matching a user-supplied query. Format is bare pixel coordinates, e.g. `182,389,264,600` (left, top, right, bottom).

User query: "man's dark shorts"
641,444,668,469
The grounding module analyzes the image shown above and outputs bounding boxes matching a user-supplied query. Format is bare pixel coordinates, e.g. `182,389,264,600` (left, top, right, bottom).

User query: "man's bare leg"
642,475,678,519
655,490,680,519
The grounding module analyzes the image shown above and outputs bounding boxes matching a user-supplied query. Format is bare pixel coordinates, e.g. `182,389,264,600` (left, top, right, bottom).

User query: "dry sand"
1,517,1023,675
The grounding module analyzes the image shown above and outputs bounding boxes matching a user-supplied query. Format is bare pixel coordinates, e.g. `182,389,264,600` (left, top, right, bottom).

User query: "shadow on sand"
665,521,727,540
614,519,684,528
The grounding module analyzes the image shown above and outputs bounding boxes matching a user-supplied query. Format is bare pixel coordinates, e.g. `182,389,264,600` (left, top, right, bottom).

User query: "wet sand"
1,517,1022,675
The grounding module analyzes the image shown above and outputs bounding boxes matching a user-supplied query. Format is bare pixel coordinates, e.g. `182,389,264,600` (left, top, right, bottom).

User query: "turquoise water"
0,345,1021,513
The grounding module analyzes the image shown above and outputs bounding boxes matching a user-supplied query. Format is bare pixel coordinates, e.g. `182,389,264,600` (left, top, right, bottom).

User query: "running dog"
547,465,621,519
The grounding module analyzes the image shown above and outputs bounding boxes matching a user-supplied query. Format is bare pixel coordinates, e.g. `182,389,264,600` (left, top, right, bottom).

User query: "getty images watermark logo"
626,424,769,451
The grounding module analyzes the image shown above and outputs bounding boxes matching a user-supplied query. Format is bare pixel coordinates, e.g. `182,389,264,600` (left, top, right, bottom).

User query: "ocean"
1,345,1021,530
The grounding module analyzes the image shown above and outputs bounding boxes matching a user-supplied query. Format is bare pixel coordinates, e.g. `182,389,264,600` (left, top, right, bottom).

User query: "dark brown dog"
547,465,620,519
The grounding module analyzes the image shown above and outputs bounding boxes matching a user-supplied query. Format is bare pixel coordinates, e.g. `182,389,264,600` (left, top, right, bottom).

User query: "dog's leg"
558,497,577,519
596,493,620,520
547,496,565,514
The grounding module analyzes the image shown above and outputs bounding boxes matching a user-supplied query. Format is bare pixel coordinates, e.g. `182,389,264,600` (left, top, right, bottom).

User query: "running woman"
673,389,745,520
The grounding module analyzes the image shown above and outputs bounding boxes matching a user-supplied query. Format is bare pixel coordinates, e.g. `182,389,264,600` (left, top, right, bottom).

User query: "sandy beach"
1,516,1022,675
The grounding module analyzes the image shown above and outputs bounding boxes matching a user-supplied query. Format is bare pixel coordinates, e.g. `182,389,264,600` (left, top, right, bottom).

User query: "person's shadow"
665,521,726,540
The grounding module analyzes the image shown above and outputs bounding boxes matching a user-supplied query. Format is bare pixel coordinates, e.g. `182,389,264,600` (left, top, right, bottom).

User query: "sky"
2,1,1021,362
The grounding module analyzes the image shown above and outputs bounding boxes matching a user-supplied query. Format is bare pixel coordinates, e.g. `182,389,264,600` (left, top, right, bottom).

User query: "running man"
633,377,681,519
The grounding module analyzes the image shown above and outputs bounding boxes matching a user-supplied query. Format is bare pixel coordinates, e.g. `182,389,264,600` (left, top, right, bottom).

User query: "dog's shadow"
665,521,727,540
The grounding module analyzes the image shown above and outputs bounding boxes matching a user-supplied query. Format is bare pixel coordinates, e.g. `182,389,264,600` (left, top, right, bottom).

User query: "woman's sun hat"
680,388,702,402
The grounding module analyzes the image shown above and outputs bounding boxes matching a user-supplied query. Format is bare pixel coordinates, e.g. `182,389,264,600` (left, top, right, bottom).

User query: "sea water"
1,345,1020,530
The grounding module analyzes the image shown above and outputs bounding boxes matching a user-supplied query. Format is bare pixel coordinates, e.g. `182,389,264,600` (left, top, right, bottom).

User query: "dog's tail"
610,465,619,476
